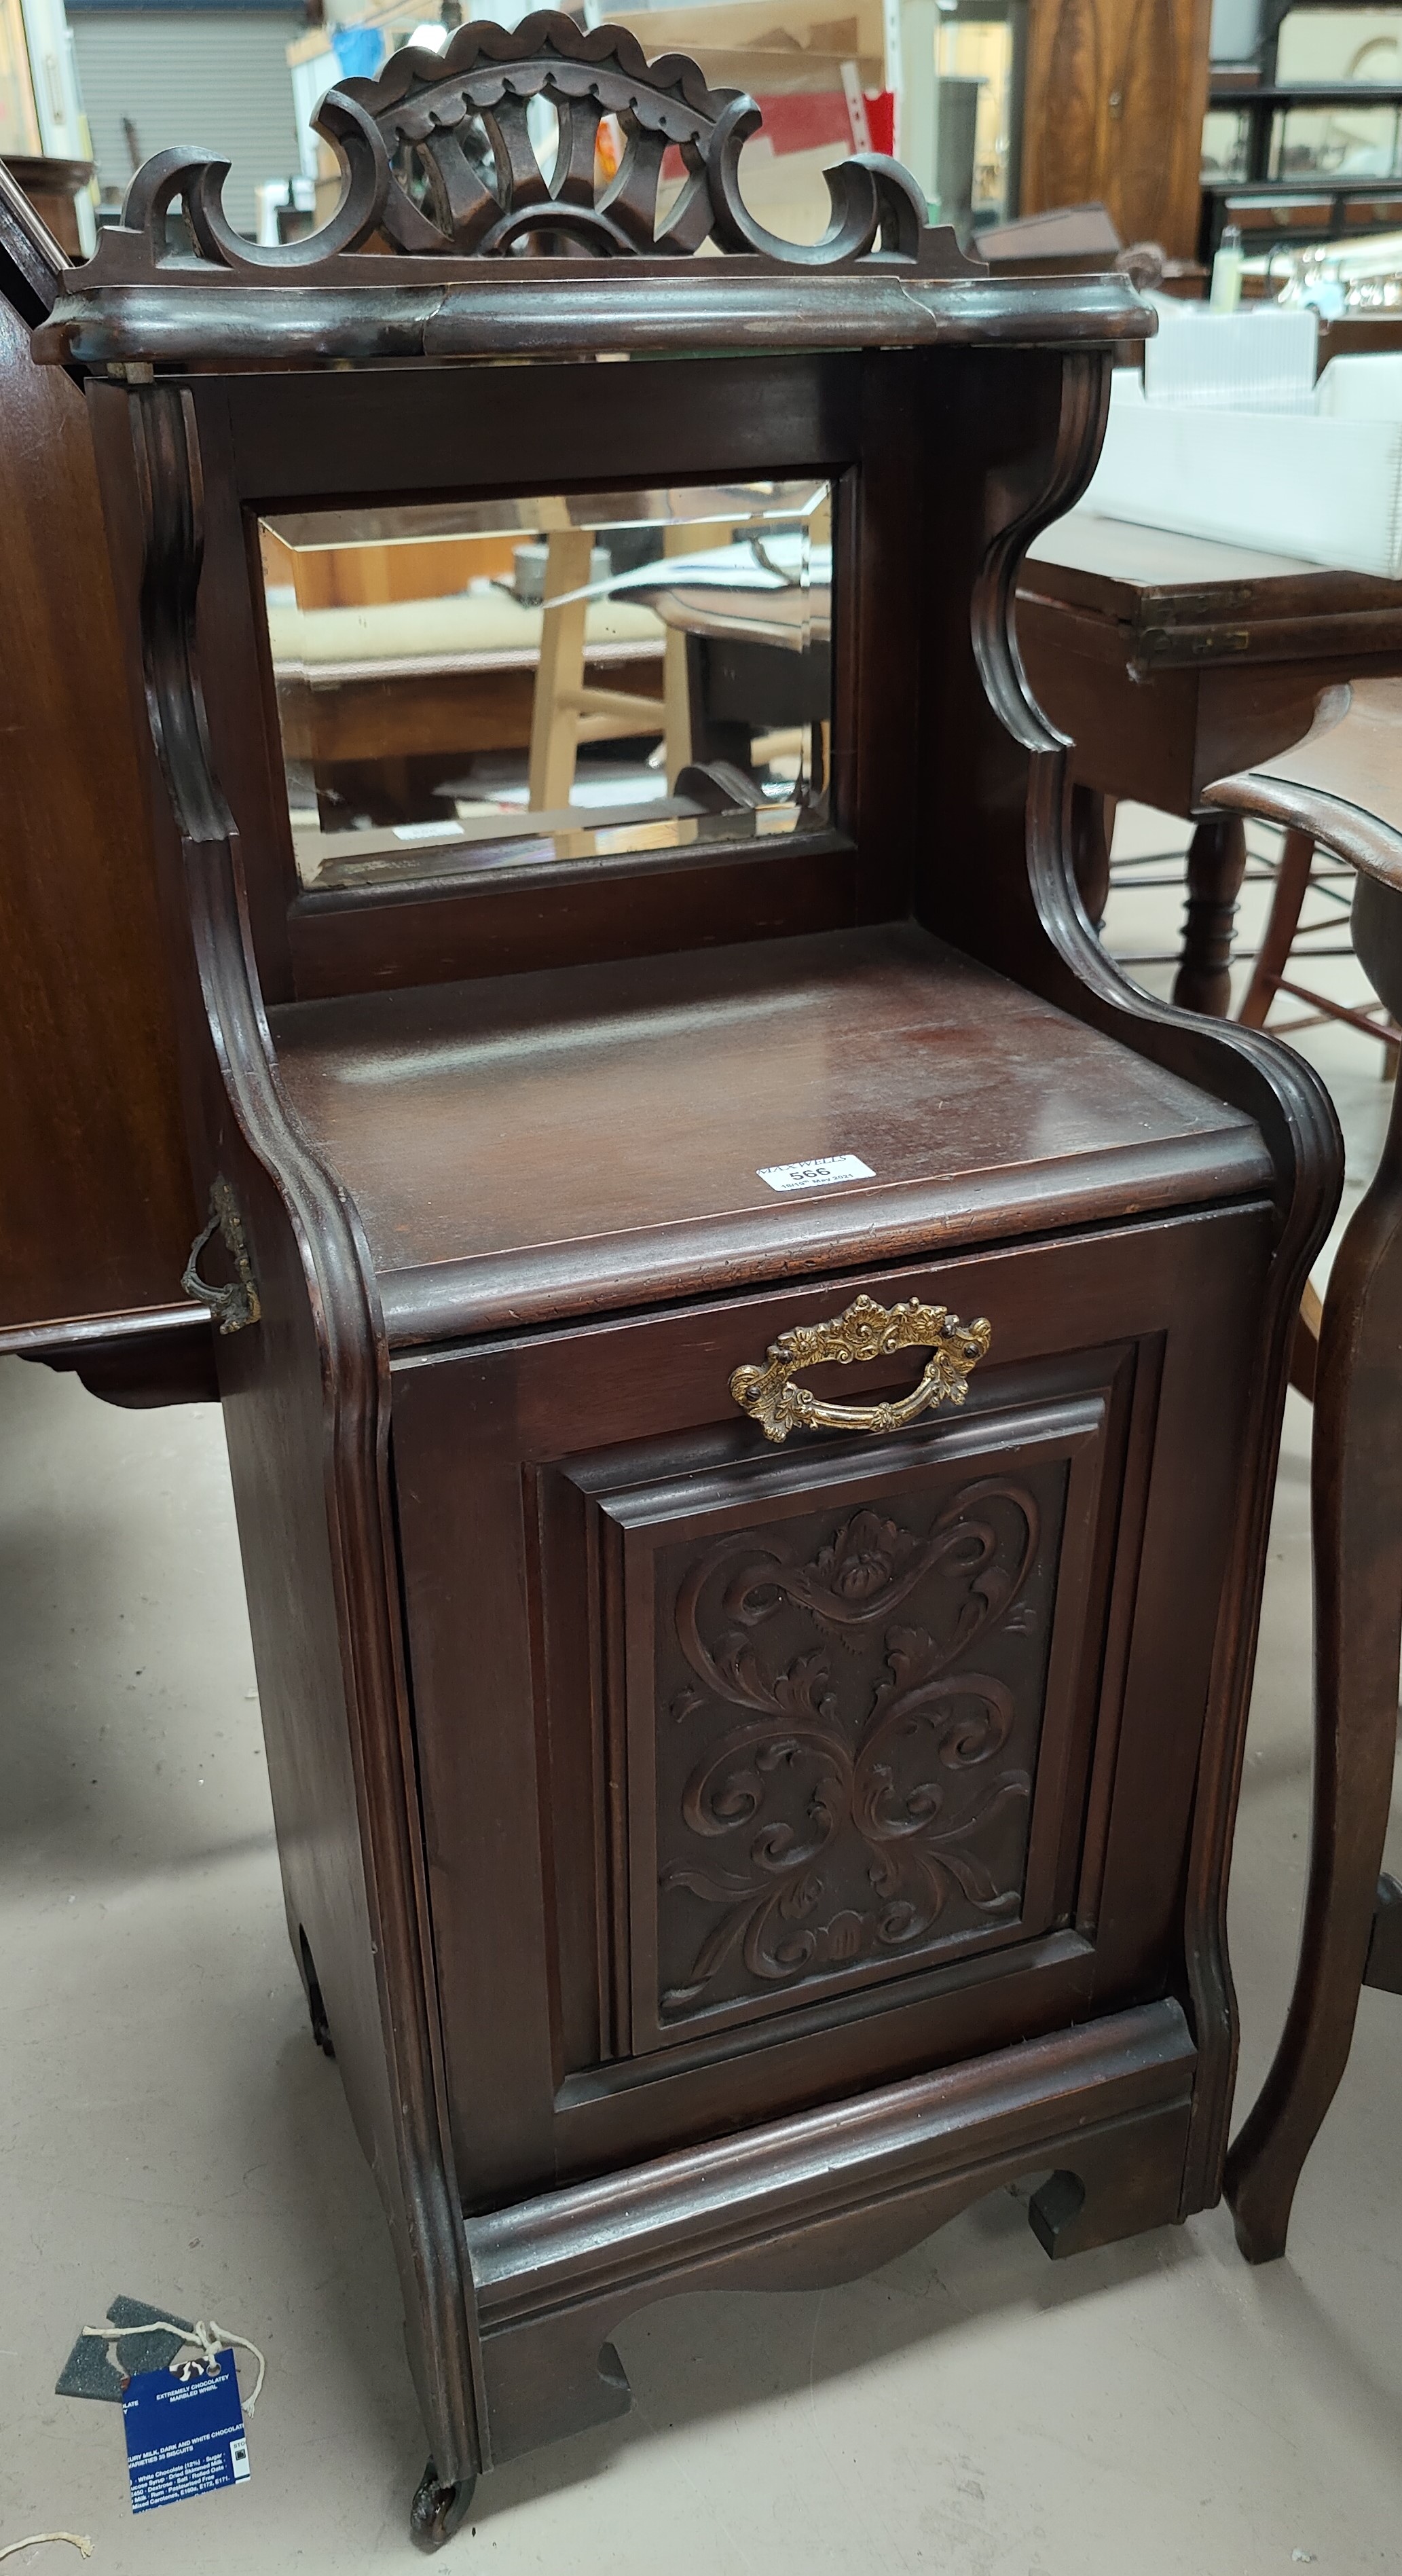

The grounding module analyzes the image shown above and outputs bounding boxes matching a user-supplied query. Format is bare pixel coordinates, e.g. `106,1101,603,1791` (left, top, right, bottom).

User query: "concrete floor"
3,819,1401,2574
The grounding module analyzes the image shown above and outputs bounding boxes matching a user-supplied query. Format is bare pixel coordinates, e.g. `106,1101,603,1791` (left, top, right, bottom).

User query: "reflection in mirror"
257,482,834,890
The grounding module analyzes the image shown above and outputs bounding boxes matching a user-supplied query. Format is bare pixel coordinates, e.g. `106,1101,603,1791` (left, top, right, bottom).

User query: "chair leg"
1288,1277,1323,1404
661,522,697,790
1069,785,1114,930
1225,1068,1402,2262
528,526,593,813
1239,828,1316,1030
1176,813,1249,1016
1364,1873,1402,1989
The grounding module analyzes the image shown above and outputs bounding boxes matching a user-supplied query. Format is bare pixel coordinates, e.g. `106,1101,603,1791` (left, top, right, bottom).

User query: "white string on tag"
0,2540,93,2564
79,2317,265,2414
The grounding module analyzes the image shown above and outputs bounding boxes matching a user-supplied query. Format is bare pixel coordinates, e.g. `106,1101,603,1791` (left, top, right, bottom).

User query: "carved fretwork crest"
115,9,984,278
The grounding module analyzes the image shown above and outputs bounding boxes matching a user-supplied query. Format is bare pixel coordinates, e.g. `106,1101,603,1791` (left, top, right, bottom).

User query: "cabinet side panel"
216,1166,403,2175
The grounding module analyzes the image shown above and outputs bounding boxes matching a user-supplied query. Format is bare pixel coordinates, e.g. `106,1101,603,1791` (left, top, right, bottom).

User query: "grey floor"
3,814,1401,2574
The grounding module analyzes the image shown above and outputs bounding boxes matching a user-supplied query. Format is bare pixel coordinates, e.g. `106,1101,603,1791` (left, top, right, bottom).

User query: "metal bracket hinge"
182,1176,261,1334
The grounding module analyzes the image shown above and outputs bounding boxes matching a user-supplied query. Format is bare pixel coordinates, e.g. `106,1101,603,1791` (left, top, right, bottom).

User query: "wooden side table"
1017,513,1402,1013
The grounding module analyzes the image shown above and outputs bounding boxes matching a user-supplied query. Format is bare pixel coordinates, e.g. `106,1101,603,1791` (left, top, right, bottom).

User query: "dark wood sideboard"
0,162,206,1402
32,17,1340,2545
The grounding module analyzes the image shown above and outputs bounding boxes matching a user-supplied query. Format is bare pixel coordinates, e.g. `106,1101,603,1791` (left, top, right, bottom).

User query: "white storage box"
1081,364,1402,579
1143,305,1318,412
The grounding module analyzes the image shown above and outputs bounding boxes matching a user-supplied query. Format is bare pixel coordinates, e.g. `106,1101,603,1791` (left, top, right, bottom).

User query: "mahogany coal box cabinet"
36,18,1340,2545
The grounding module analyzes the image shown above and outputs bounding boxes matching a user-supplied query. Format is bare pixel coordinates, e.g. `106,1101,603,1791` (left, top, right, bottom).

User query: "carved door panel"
577,1392,1107,2056
1020,0,1211,259
393,1205,1272,2208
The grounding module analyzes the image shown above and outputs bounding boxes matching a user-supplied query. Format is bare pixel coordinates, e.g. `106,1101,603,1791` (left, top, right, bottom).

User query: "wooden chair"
527,507,825,810
525,507,692,810
1205,676,1402,2263
1237,744,1402,1070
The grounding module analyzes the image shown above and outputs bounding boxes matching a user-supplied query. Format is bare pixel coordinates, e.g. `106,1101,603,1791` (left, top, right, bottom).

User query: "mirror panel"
257,482,834,891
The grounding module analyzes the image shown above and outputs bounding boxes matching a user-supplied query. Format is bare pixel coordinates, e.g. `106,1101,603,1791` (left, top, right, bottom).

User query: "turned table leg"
1225,1066,1402,2262
1175,812,1249,1016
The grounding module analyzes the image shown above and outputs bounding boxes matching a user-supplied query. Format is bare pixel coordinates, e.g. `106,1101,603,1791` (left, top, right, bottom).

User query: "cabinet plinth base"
465,1999,1196,2468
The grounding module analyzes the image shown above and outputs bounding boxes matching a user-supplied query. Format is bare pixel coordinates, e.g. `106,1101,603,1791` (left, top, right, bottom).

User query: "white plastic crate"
1081,359,1402,579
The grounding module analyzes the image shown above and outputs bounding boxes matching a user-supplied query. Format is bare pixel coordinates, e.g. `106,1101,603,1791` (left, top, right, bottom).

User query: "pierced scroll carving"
654,1470,1063,2023
113,10,980,276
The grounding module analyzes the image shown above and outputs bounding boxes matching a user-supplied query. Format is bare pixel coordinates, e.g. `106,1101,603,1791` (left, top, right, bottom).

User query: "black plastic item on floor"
56,2296,193,2401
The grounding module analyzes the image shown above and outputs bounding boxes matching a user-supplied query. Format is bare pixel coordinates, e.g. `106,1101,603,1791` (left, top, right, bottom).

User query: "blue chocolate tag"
122,2347,250,2513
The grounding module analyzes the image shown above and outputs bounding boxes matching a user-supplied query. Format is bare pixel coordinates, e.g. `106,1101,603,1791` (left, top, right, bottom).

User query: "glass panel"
258,482,834,892
1275,7,1402,80
0,0,40,160
1202,106,1250,181
1270,100,1402,177
935,20,1017,228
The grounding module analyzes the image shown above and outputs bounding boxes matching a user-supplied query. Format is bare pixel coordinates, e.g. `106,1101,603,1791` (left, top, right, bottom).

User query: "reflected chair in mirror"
263,476,832,878
33,12,1343,2544
1206,678,1402,2264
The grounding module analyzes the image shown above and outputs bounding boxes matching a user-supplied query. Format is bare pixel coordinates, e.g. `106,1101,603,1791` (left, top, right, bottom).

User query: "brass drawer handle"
729,1292,991,1445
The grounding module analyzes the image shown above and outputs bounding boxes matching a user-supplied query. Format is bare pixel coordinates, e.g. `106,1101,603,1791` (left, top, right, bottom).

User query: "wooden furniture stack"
32,18,1340,2544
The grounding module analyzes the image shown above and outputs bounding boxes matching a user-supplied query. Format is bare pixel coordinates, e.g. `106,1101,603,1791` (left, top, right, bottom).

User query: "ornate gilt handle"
729,1292,991,1445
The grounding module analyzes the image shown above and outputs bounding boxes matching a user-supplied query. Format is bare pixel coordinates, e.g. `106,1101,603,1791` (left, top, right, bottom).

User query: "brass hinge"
182,1176,261,1334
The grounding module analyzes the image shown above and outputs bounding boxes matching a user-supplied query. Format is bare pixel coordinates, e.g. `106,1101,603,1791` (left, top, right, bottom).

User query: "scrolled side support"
955,343,1342,2213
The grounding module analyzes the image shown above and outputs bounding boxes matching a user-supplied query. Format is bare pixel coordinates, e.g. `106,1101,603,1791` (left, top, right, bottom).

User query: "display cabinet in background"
1202,0,1402,259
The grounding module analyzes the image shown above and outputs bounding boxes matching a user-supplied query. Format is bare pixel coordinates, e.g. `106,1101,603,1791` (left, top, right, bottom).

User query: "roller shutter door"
71,10,301,231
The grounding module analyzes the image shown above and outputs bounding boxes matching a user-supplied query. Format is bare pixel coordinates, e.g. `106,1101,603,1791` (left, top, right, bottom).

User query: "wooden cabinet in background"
0,172,201,1402
3,153,92,257
1020,0,1213,256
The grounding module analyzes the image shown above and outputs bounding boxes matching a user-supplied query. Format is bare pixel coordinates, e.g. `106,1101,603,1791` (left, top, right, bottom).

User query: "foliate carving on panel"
655,1472,1060,2022
112,11,982,277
